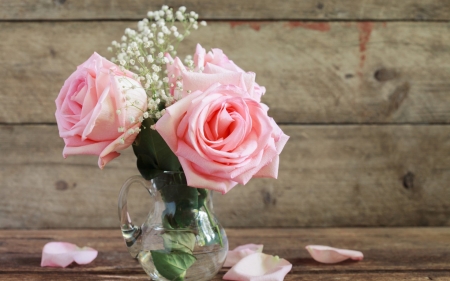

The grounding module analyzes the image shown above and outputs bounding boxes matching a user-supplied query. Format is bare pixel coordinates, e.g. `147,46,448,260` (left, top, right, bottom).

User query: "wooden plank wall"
0,0,449,228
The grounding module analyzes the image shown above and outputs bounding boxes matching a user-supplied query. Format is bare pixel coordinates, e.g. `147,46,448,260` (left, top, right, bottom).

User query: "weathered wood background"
1,0,449,229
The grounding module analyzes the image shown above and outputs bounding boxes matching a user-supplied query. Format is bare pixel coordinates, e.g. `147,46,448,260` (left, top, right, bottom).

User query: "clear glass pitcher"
118,171,228,281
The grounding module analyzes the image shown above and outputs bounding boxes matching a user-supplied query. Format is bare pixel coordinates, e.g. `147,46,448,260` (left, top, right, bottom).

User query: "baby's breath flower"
108,6,206,121
175,11,184,21
162,26,170,34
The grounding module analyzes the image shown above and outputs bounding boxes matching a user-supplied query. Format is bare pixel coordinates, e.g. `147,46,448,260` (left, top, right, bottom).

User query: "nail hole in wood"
55,180,68,191
262,191,277,206
374,68,397,82
49,47,56,58
403,172,414,190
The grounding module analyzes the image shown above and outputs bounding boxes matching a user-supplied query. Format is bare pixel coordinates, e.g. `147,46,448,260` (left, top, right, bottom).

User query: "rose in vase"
157,47,289,194
55,53,147,168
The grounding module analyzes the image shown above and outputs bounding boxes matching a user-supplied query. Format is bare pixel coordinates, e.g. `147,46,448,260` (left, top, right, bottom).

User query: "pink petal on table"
224,244,264,267
73,247,98,264
223,253,292,281
41,242,98,268
306,245,363,264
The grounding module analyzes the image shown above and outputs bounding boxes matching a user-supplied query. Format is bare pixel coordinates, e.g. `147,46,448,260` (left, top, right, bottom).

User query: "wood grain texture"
2,273,450,281
1,125,449,228
1,21,450,124
0,228,449,280
1,0,450,20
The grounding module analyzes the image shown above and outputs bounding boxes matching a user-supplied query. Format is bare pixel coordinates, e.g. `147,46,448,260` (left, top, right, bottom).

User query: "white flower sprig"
108,5,207,120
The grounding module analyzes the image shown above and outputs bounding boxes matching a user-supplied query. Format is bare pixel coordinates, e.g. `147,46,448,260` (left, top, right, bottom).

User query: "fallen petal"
306,245,363,264
73,247,98,265
224,244,263,267
41,242,98,268
223,253,292,281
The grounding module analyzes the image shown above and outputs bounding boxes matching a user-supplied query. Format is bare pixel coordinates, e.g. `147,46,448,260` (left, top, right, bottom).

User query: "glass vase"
118,171,228,281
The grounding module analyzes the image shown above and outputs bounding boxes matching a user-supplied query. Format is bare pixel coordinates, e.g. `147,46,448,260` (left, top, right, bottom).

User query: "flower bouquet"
55,5,288,281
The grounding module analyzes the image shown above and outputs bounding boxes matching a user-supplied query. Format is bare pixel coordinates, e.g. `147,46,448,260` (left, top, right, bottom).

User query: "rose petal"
306,245,363,264
41,242,98,268
73,247,98,265
223,253,292,281
224,244,264,267
181,71,256,99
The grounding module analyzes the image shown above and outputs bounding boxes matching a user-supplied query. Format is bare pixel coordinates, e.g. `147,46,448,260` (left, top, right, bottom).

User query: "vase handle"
118,175,154,258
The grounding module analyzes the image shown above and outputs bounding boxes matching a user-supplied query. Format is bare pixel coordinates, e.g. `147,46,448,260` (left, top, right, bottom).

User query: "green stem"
203,191,223,247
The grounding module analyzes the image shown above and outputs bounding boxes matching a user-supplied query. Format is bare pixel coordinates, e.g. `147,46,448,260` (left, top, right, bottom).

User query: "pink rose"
165,54,186,99
55,53,147,168
166,44,266,102
155,79,289,194
194,44,266,102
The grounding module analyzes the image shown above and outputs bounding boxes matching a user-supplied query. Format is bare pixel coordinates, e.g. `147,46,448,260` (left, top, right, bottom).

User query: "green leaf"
136,155,164,180
162,213,175,230
159,181,199,228
150,250,196,281
162,231,196,253
174,199,197,227
160,184,196,203
132,118,181,180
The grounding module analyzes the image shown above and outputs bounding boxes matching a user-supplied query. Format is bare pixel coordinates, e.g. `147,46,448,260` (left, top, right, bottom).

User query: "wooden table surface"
1,228,449,280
